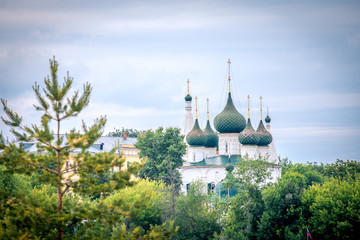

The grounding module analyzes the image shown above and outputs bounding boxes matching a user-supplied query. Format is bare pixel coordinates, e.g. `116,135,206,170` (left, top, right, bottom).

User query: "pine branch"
28,162,59,175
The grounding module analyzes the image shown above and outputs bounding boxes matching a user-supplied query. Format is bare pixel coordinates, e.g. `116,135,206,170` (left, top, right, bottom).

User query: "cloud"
275,126,360,139
348,33,360,48
268,93,360,112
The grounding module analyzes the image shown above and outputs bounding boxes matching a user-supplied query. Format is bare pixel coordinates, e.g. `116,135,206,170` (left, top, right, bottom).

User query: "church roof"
185,94,192,101
182,154,241,167
256,120,273,146
265,114,271,123
213,93,246,133
186,119,205,146
203,119,218,148
239,118,260,145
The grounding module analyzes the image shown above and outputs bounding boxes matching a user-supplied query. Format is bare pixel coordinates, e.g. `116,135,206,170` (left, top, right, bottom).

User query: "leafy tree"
257,161,325,240
105,179,173,232
219,156,272,240
257,172,307,240
135,127,186,212
173,181,221,240
107,127,145,138
324,159,360,181
0,57,136,239
70,179,177,239
301,174,360,239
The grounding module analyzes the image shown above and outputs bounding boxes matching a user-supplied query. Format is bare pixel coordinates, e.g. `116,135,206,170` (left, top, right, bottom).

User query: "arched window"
225,142,228,153
193,153,196,162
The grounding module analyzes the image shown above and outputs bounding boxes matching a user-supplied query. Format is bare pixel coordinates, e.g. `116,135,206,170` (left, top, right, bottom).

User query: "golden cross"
187,78,190,95
227,59,231,93
206,98,209,120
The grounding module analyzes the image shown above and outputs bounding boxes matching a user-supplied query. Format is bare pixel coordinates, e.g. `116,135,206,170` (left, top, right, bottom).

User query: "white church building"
179,60,281,193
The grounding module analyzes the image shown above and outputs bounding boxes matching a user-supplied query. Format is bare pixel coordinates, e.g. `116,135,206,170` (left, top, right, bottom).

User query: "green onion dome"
203,120,218,148
256,120,272,146
239,118,260,145
186,119,205,146
185,94,192,101
265,114,271,123
214,93,246,133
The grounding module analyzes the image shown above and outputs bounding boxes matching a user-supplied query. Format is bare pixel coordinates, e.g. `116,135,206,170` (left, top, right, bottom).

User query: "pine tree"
0,57,136,239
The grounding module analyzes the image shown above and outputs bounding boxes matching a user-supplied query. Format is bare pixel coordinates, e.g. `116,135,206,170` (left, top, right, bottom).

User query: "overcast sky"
0,0,359,163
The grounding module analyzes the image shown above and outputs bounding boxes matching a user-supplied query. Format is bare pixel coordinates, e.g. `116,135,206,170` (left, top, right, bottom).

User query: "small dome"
203,120,218,148
239,118,260,145
265,114,271,123
214,93,246,133
256,120,272,146
185,94,192,101
186,119,205,146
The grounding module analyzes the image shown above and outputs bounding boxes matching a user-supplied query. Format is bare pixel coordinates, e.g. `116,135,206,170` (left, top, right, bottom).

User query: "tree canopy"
0,57,136,239
107,127,145,138
135,127,186,194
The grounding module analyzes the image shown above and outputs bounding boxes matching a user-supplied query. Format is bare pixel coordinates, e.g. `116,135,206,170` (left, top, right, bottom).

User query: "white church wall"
179,167,227,193
203,148,217,159
186,146,205,162
218,133,241,155
257,146,270,159
240,145,258,159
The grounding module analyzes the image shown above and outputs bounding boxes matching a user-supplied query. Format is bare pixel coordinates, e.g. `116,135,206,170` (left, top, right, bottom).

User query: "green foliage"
257,161,325,239
0,165,32,197
323,159,360,181
110,221,178,240
107,127,145,138
0,57,136,239
70,179,176,239
173,181,221,240
105,179,172,232
135,127,186,194
218,157,272,239
301,174,360,240
286,163,324,187
0,184,91,239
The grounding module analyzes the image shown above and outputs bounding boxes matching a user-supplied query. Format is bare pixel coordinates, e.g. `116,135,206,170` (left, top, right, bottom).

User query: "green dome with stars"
203,120,218,148
256,120,272,146
239,118,260,145
186,119,205,146
214,93,246,133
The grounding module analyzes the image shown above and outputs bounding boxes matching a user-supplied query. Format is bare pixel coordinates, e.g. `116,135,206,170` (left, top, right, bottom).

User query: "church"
179,60,281,193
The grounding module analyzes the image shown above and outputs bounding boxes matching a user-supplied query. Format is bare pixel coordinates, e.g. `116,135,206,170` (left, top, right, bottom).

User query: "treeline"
1,155,359,239
107,127,145,138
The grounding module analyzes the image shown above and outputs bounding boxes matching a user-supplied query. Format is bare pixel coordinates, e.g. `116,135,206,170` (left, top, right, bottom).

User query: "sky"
0,0,359,163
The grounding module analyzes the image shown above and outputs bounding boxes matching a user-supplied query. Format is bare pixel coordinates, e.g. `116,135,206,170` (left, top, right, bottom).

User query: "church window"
225,142,228,153
193,153,195,162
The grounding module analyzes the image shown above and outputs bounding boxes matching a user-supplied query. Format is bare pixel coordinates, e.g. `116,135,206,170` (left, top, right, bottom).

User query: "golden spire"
228,151,231,159
195,96,198,119
267,106,269,116
247,95,250,119
187,78,190,95
260,96,263,121
227,59,231,93
206,98,209,120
